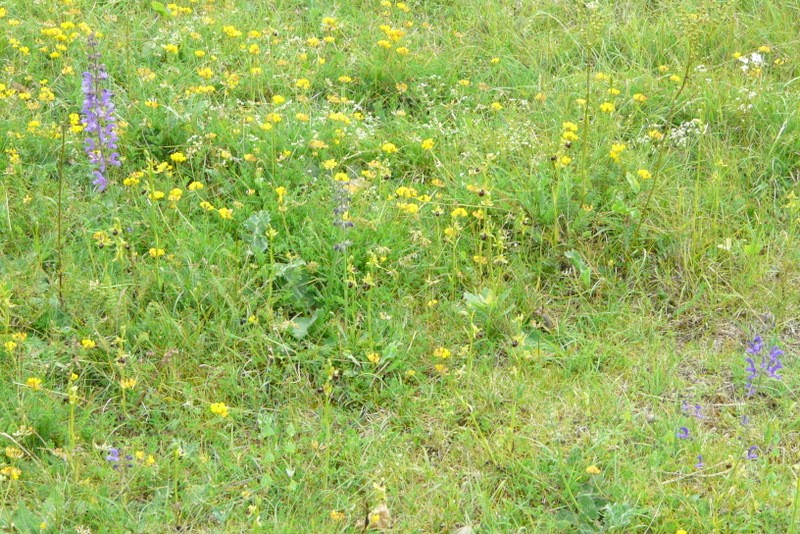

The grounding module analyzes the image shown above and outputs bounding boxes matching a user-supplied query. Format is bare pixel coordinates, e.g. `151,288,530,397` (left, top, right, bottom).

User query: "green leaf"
576,493,600,521
257,413,276,438
273,259,306,278
565,250,591,290
241,210,272,254
602,502,636,530
150,1,169,16
463,287,494,310
625,171,640,193
12,505,39,532
289,310,319,340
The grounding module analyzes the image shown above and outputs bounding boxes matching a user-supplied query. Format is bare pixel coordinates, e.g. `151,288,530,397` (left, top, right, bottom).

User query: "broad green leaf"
151,1,169,16
242,210,272,253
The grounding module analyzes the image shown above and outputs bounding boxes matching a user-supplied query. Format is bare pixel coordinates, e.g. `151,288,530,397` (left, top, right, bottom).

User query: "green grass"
1,0,799,531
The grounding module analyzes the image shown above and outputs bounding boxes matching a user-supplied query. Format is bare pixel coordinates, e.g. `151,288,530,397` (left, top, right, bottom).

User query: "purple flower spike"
744,358,757,381
106,448,120,463
746,336,763,355
695,455,704,469
764,346,784,380
676,427,690,440
81,33,120,191
746,446,759,460
745,336,786,395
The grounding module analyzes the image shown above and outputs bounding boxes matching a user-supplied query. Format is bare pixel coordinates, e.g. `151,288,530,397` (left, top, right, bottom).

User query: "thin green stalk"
266,242,275,318
145,172,163,290
791,469,800,533
552,166,562,246
580,52,592,202
57,123,67,309
342,253,351,342
632,56,694,243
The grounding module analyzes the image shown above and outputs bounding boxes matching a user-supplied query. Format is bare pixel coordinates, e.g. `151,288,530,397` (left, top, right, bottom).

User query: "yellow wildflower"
26,377,43,391
433,347,451,359
330,510,345,521
210,402,229,417
4,447,23,460
119,378,137,390
0,466,21,480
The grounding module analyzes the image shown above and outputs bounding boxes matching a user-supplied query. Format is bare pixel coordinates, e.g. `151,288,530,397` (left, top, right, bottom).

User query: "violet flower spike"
746,446,758,460
676,427,690,439
764,346,784,380
81,33,120,191
695,455,704,469
106,447,121,469
105,448,120,463
744,357,758,396
746,335,763,355
744,358,757,381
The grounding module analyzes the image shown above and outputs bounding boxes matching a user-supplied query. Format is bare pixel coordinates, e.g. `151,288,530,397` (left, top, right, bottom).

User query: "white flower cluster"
738,52,764,73
667,118,706,147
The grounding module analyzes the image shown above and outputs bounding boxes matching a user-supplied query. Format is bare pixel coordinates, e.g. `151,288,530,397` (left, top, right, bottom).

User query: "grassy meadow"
1,0,799,531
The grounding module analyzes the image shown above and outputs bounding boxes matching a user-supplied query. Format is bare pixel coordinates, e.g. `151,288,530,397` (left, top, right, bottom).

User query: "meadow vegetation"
0,0,799,531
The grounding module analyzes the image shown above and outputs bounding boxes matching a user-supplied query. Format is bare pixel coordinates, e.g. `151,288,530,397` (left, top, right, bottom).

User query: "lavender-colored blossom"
744,357,758,397
744,335,785,395
746,335,763,355
680,401,705,419
744,358,757,381
746,446,758,460
81,33,120,191
764,346,784,379
676,427,690,439
106,447,121,469
106,448,120,463
695,455,704,469
105,447,133,469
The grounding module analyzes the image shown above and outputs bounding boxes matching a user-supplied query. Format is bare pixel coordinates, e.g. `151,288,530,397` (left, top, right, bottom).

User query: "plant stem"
57,123,67,309
791,468,800,533
632,56,694,243
580,51,592,202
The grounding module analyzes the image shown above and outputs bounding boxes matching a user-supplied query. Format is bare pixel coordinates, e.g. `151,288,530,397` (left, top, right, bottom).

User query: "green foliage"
0,0,799,532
